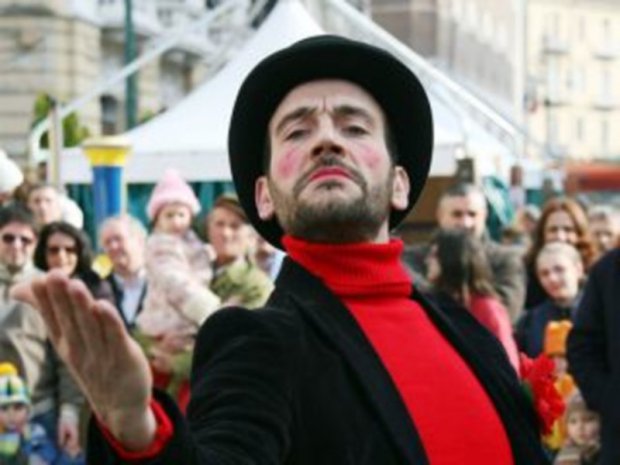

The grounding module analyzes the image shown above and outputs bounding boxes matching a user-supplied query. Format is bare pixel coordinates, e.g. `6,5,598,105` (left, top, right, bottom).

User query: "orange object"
544,320,573,356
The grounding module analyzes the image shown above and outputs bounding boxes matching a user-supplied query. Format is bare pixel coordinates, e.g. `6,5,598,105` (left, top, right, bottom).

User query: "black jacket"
88,257,547,464
568,249,620,465
105,273,146,330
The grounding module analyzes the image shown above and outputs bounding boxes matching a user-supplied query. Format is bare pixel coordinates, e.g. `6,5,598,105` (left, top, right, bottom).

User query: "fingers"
67,280,107,357
93,298,133,354
46,271,89,354
31,275,63,344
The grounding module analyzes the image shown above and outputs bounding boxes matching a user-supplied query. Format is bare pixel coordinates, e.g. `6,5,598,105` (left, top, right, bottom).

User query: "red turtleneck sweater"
107,235,514,464
283,235,513,465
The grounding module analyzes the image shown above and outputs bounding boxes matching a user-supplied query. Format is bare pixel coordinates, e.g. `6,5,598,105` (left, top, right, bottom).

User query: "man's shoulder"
484,239,523,265
195,303,303,368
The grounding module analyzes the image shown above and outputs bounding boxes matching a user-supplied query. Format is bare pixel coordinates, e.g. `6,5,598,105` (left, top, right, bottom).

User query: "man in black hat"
13,36,548,464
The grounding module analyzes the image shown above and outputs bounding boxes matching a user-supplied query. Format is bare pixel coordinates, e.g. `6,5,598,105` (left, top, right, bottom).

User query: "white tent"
60,0,463,184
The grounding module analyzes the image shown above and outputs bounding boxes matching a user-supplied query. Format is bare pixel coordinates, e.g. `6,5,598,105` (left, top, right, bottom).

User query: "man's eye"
285,129,308,140
344,125,368,135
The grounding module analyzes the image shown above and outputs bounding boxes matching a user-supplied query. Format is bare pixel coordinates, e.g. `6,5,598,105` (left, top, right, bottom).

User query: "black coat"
105,274,146,330
88,258,548,465
568,249,620,465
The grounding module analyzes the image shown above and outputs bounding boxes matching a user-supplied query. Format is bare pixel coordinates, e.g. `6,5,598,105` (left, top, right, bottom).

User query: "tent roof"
127,0,324,158
60,0,465,184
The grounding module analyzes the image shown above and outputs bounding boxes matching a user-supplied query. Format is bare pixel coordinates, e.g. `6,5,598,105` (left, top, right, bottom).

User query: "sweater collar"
282,235,412,298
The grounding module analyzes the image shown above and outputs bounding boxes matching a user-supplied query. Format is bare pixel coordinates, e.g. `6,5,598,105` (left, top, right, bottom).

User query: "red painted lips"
308,167,352,182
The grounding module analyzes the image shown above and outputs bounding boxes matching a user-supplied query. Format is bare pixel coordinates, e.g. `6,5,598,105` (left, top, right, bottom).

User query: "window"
601,119,610,153
549,12,560,37
601,68,611,98
602,18,611,43
579,17,586,40
549,115,559,144
576,117,584,141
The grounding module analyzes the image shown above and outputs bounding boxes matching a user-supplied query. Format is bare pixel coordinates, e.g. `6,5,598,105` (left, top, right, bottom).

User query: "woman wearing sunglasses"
33,221,113,302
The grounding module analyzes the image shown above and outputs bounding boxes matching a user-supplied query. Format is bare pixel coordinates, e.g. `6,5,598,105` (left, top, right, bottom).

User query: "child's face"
566,410,600,447
536,253,583,306
0,403,29,432
155,203,192,235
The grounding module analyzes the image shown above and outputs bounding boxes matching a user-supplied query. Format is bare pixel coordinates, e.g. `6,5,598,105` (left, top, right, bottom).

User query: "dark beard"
268,171,392,244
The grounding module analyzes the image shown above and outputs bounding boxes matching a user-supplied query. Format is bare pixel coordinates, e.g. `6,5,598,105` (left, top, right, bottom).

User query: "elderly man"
99,214,148,329
404,183,526,322
0,205,84,459
14,36,547,464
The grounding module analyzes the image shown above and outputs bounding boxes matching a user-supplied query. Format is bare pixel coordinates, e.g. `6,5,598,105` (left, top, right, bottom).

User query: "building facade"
527,0,620,161
370,0,439,57
374,0,619,162
0,0,210,161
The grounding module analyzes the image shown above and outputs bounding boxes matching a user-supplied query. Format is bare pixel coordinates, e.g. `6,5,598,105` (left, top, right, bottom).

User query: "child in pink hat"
135,169,220,410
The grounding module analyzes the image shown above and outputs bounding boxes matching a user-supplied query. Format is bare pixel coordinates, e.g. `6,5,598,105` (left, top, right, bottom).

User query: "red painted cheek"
356,144,385,170
273,149,303,180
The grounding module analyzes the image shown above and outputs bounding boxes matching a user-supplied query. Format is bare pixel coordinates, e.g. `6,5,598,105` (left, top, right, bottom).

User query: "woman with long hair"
426,229,520,372
33,221,112,301
524,197,597,309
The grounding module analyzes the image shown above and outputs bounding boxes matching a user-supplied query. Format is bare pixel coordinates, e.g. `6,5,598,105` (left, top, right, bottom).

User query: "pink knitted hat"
146,169,201,221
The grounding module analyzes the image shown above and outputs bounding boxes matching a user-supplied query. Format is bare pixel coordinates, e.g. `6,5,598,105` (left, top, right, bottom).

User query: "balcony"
547,142,569,158
98,0,162,37
157,5,211,57
593,95,620,111
593,44,620,60
541,35,569,55
544,90,570,106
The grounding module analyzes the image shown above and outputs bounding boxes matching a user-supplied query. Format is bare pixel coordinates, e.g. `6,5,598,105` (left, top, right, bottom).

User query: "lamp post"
124,0,138,129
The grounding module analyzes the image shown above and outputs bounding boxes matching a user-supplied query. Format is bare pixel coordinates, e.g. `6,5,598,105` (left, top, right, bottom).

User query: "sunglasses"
46,245,78,255
1,233,35,246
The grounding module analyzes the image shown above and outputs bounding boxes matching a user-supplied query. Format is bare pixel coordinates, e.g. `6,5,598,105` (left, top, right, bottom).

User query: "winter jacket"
136,231,221,337
211,257,274,309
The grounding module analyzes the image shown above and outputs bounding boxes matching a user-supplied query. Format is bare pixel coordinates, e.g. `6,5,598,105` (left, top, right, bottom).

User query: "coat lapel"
275,259,428,465
413,291,547,464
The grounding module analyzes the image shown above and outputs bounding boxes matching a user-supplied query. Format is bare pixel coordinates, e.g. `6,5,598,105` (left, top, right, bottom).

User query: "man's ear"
391,166,410,211
255,176,275,221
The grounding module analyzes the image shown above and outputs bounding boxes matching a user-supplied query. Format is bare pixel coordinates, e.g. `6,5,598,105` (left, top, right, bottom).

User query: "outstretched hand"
11,270,157,451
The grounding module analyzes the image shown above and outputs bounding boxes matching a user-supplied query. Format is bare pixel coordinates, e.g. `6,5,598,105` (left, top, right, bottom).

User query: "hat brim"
228,35,434,249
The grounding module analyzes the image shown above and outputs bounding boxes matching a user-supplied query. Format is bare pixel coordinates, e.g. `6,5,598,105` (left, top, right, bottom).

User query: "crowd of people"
403,183,615,464
1,35,619,464
0,156,280,463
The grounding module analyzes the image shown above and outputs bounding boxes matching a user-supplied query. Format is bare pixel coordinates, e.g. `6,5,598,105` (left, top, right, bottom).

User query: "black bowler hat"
228,35,434,249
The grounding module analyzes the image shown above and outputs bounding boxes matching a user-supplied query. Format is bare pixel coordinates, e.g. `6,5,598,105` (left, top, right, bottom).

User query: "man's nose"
460,217,474,229
312,121,344,158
